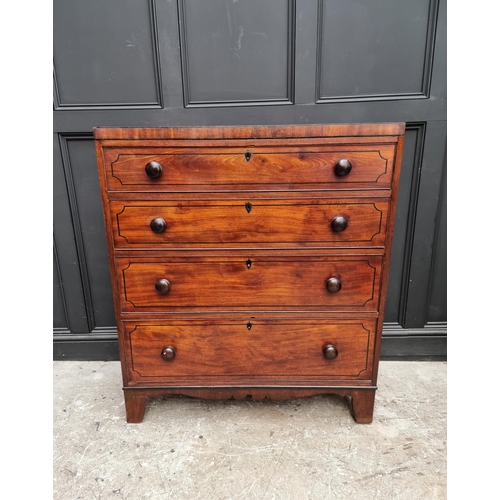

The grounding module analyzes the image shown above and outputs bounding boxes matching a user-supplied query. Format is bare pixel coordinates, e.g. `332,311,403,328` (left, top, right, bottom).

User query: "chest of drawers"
94,124,404,423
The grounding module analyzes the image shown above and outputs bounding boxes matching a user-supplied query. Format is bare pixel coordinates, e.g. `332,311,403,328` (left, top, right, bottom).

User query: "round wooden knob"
161,346,176,361
150,217,167,234
326,277,342,293
145,161,162,179
323,344,338,360
155,279,171,294
331,216,348,232
334,159,352,177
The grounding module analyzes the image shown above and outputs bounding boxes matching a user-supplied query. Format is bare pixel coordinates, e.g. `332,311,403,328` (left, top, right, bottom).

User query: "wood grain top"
93,123,405,141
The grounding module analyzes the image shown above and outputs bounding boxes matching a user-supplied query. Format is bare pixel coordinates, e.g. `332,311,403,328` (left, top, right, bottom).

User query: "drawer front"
104,147,395,192
117,256,381,312
110,200,389,248
125,320,376,381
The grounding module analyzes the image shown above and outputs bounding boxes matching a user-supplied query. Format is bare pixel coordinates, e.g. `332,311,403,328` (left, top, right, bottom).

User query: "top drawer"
101,146,396,193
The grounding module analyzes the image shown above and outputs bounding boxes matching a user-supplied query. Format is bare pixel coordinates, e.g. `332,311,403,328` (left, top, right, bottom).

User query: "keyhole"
245,151,252,162
247,322,252,330
245,202,252,213
246,259,252,269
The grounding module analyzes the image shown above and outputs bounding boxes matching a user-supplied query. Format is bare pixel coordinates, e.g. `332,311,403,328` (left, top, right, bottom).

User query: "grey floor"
53,361,446,499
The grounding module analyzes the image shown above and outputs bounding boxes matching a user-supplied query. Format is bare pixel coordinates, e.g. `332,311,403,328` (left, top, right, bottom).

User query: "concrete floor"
53,361,446,499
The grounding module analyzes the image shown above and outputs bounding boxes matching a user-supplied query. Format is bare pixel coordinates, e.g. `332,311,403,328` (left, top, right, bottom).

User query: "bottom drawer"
124,319,377,383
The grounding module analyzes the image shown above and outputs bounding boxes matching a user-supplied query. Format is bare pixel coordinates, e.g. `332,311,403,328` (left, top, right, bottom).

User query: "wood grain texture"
93,123,405,424
121,386,377,424
350,389,377,424
104,148,394,192
123,390,147,423
127,320,375,381
111,199,388,248
118,256,381,312
371,135,405,384
93,123,405,140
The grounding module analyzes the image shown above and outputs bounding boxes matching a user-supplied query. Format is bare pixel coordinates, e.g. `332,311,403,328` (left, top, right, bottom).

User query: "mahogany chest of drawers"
94,123,404,423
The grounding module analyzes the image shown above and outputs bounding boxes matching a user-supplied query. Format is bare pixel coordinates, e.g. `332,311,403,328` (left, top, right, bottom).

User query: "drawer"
117,256,382,312
103,146,395,192
110,199,389,249
125,319,376,382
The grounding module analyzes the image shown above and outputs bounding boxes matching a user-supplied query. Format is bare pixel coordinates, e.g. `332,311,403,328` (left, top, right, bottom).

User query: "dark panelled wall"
53,0,446,360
